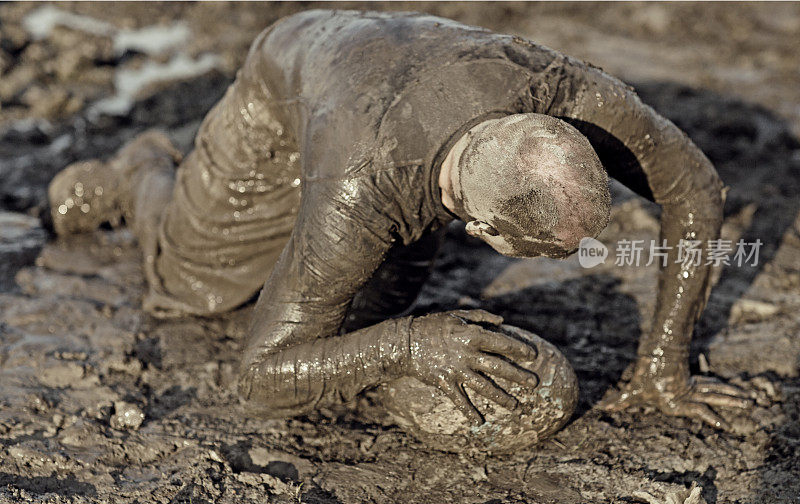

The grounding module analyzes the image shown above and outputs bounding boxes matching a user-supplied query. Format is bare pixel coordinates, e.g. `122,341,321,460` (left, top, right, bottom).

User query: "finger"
597,390,624,410
693,380,750,398
451,309,504,326
473,329,537,362
598,389,639,411
689,391,753,409
671,401,730,430
472,355,539,388
440,379,484,426
597,392,619,410
460,370,518,410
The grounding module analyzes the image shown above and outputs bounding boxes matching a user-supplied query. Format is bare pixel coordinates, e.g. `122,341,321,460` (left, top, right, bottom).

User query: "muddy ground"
1,2,799,503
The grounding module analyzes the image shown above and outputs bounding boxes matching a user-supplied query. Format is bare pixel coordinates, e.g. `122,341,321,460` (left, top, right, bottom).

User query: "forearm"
638,136,725,367
637,200,723,375
238,317,411,416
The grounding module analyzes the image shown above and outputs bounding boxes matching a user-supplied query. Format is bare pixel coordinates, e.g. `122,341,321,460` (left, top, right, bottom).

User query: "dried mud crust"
1,3,800,504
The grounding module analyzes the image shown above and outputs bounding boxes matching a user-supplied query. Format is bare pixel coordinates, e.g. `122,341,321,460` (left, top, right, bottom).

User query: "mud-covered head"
446,113,610,258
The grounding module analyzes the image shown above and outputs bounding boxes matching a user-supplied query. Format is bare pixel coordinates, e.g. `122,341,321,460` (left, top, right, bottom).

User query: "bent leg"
47,45,299,319
144,70,301,316
127,156,177,293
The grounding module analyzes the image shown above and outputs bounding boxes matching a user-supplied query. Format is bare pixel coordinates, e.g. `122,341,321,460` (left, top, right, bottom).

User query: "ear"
465,220,499,238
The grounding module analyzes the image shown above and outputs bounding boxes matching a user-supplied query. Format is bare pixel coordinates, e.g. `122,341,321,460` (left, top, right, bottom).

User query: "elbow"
695,168,726,221
236,360,282,414
236,364,282,416
666,158,726,222
236,358,317,418
692,147,726,212
236,365,256,404
677,184,724,226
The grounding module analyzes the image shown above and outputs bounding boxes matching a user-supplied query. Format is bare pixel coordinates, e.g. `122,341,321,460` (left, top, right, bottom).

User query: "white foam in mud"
23,5,115,39
23,5,191,56
89,53,221,117
22,5,221,117
112,23,191,56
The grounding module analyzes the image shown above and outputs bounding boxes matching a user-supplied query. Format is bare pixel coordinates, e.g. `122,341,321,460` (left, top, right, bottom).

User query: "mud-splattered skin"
50,10,750,441
441,114,611,260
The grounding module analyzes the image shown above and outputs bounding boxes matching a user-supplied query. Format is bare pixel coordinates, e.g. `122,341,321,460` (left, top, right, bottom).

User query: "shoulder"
260,9,525,58
260,10,430,47
303,165,438,246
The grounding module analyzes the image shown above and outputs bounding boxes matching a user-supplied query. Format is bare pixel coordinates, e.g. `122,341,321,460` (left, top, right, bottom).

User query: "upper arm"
244,178,396,364
546,57,723,210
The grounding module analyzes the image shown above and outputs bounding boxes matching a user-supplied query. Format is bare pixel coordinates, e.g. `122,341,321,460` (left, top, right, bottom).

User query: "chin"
490,245,524,258
542,248,578,260
496,249,542,259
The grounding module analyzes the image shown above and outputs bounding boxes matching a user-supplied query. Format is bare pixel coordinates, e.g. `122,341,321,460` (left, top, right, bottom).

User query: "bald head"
440,113,610,258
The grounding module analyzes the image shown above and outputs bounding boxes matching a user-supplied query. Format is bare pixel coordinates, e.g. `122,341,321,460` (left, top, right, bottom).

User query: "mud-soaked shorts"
142,72,302,317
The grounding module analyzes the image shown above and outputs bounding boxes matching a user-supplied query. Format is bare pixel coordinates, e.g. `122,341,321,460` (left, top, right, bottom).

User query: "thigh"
144,77,302,316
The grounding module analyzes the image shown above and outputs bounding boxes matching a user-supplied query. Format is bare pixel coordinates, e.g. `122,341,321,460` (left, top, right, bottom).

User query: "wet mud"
1,3,799,503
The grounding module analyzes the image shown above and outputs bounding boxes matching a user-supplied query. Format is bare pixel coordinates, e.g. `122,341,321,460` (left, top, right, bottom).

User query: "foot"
599,364,753,430
48,130,180,236
48,159,124,236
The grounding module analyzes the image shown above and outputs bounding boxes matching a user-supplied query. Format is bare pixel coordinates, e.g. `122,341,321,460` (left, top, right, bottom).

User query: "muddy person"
47,10,752,451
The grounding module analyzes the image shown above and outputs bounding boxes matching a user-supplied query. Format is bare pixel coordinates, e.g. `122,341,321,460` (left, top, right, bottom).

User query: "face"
465,220,578,259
